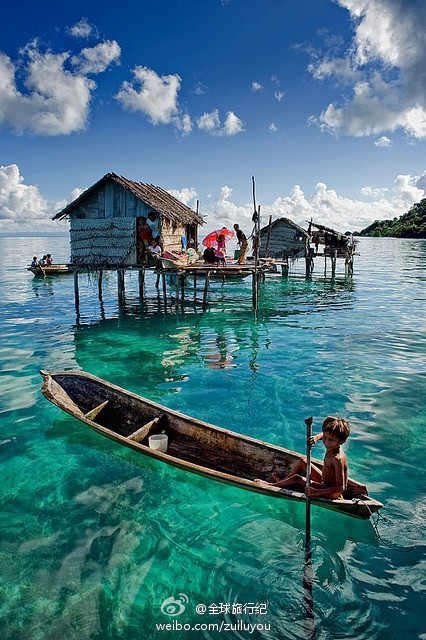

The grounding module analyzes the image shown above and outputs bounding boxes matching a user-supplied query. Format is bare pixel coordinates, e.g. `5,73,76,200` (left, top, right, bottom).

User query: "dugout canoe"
40,370,383,519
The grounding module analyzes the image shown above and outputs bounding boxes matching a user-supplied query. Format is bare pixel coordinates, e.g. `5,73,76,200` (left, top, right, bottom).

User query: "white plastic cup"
148,434,168,453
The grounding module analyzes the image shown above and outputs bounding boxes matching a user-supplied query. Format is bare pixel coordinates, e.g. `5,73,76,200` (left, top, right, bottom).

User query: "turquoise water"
0,236,425,640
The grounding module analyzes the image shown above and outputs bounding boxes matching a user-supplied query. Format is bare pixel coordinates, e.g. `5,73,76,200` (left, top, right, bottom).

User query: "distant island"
358,197,426,238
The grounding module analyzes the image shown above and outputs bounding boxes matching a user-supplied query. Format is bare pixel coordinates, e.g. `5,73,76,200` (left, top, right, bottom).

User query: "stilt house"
53,173,204,266
308,221,356,258
259,217,309,259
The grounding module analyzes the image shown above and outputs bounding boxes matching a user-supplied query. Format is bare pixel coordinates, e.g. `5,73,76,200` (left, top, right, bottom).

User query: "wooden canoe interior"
51,373,295,481
48,373,371,500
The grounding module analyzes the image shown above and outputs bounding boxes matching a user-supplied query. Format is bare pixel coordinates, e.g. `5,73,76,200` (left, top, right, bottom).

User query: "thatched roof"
53,172,204,225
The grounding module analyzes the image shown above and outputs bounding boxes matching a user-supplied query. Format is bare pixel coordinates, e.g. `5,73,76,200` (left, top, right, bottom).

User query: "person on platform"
233,224,248,264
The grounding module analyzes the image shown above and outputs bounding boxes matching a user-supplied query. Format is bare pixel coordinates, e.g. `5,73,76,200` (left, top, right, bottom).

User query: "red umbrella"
202,227,235,247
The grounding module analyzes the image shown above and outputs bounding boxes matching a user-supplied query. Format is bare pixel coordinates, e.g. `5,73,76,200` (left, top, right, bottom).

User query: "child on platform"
258,416,350,500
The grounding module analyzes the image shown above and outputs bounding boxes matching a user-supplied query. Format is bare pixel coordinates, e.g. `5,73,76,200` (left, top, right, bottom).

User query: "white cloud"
223,111,244,135
0,164,68,233
71,40,121,74
194,82,208,96
269,122,278,132
1,164,424,234
197,109,244,136
309,0,426,139
251,81,263,91
0,38,122,135
173,113,193,136
203,172,426,234
167,187,198,207
197,109,221,133
375,136,392,147
116,66,181,125
274,90,285,102
68,18,94,39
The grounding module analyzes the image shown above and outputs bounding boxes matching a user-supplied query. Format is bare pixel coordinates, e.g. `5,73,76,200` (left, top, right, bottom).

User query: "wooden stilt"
138,269,145,297
252,271,258,310
162,272,167,305
180,273,185,299
203,271,210,309
331,249,337,277
98,270,103,301
117,269,125,306
73,269,80,313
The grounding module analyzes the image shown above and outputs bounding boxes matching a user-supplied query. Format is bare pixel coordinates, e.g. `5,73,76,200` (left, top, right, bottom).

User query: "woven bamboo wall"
70,218,136,266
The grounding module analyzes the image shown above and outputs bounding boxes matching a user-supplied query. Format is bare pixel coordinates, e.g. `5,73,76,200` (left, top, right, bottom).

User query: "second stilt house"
53,172,204,267
258,217,309,260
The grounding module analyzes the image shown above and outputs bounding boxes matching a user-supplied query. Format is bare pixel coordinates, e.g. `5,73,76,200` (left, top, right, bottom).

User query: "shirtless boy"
261,416,350,499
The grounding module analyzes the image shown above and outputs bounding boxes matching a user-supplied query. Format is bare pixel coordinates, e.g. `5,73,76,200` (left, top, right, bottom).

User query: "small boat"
27,264,72,276
40,370,383,519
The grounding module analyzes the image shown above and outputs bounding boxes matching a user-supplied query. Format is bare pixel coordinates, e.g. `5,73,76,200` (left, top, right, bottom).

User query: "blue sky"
1,0,426,235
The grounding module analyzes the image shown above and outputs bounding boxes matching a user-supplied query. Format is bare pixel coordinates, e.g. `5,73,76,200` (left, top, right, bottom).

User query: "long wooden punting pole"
251,176,261,310
303,416,315,638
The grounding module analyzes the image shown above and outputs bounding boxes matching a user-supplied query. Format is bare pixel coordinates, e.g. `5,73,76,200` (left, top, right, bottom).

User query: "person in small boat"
46,254,52,266
39,255,48,267
233,223,248,264
256,416,350,500
30,256,39,268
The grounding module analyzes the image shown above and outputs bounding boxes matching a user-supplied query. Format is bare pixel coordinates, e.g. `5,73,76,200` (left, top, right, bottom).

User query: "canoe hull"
28,264,72,276
40,370,383,519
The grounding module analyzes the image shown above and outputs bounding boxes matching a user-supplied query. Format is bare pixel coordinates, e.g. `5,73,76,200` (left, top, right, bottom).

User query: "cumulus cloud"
1,163,425,234
309,0,426,139
202,172,426,234
116,66,181,125
375,136,392,147
251,81,263,91
71,40,121,74
197,109,244,136
68,18,95,39
167,187,198,207
0,39,119,136
0,164,68,232
173,113,193,136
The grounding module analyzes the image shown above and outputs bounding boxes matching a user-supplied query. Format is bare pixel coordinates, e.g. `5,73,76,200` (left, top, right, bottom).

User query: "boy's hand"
308,433,323,448
305,486,318,497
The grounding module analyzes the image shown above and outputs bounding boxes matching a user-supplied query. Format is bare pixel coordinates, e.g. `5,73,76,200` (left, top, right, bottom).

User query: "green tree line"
359,197,426,237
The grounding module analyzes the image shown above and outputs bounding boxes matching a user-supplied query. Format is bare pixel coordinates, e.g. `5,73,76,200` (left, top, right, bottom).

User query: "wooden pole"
98,270,103,301
117,269,125,306
305,416,313,548
73,269,80,314
303,416,315,639
265,215,272,258
202,270,210,309
162,272,167,305
139,269,145,297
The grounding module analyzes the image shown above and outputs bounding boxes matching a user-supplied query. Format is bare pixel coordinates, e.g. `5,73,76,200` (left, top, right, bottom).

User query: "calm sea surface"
0,236,425,640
